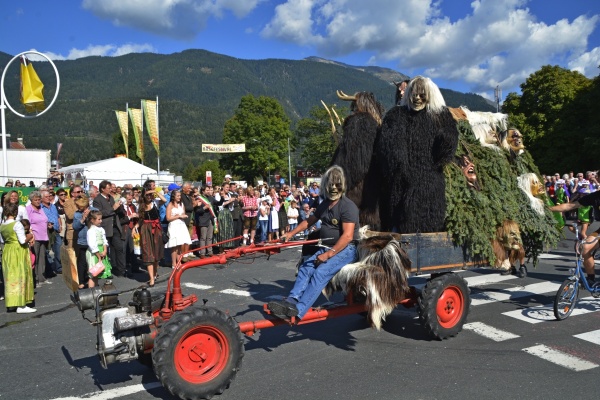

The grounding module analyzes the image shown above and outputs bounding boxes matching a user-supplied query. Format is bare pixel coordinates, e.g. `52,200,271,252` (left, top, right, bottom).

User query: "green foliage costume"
444,120,560,266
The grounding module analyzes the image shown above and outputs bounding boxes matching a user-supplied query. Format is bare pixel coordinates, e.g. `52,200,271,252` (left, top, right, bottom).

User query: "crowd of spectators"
0,175,324,312
545,170,600,238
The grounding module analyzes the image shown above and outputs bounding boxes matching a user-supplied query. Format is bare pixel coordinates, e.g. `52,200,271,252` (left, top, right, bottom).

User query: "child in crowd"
257,198,270,243
20,219,36,268
85,210,112,288
287,200,299,236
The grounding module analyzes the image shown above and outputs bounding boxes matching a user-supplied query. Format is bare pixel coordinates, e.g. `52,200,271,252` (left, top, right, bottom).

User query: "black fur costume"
331,113,381,228
377,106,458,232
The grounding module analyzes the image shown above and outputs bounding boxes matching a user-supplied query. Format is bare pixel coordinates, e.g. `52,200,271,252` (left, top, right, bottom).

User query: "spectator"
229,183,243,247
26,191,50,286
138,188,164,287
120,189,140,274
1,203,36,313
240,186,259,245
256,198,270,243
287,199,299,234
194,186,220,257
180,182,196,259
5,180,13,188
29,181,35,187
278,188,290,236
63,185,84,249
165,189,192,265
216,183,236,251
73,195,96,289
85,210,111,288
268,187,280,241
2,190,29,221
309,181,320,207
41,189,62,275
93,180,127,277
299,203,321,237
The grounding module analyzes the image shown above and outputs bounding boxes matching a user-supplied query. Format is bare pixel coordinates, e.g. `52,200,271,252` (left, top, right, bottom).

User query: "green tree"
296,104,348,173
220,95,292,185
188,159,226,186
502,65,592,172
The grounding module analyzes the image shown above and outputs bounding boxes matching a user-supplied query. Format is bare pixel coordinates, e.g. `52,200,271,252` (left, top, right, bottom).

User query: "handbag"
162,229,170,244
89,259,105,277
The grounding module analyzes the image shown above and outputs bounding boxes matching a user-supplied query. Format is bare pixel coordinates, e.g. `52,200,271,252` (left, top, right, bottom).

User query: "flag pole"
156,95,160,174
140,101,144,166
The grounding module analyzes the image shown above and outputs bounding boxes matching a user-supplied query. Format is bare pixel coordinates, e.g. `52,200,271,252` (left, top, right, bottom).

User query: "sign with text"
202,144,246,153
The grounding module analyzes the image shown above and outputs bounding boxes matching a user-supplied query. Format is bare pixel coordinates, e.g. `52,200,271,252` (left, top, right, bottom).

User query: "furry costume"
377,76,459,233
331,91,383,228
491,220,526,276
324,227,411,330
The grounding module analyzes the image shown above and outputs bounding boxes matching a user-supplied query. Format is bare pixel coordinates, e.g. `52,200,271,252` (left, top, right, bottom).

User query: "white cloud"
29,44,156,61
82,0,263,39
261,0,600,94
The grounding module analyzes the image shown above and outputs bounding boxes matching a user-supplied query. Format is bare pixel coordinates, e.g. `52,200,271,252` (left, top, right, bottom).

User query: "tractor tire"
153,306,244,400
418,273,470,340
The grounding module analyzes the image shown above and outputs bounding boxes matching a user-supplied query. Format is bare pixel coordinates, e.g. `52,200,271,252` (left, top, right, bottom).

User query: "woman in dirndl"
138,188,166,286
216,183,235,250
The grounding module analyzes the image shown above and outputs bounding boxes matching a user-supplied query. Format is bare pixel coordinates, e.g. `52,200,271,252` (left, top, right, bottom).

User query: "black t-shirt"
313,196,360,246
577,190,600,207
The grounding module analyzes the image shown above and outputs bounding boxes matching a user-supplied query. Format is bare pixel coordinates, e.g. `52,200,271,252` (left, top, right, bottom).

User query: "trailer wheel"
418,273,470,340
153,306,244,400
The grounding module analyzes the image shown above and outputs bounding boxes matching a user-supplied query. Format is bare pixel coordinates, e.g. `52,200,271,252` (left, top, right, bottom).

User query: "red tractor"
75,233,472,399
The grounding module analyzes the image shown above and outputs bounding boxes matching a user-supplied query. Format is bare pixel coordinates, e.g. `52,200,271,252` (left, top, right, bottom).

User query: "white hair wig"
400,76,446,112
517,173,545,215
461,106,508,150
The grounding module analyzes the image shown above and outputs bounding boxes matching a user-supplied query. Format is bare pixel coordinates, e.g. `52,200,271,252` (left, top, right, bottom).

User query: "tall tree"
221,95,292,185
502,65,592,172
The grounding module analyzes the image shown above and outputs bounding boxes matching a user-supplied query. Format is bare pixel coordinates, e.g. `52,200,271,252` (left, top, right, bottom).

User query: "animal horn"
321,100,336,135
331,107,342,126
336,90,356,101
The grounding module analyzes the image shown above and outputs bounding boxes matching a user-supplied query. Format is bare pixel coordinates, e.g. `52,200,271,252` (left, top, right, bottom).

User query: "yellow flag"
20,56,45,113
142,100,159,156
128,108,144,162
115,111,129,158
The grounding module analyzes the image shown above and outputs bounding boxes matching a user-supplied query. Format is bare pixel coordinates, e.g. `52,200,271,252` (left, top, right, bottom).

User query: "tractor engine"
74,280,163,368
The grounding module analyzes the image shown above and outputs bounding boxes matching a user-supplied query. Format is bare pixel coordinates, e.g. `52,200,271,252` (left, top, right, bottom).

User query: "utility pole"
494,85,502,112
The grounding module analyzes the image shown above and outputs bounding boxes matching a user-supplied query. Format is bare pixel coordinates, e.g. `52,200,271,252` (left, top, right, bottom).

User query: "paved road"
1,230,599,400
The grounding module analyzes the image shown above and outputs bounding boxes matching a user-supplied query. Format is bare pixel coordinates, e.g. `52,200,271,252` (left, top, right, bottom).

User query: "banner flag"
20,56,45,113
201,144,246,153
128,108,144,162
141,99,160,155
56,143,63,168
115,110,129,158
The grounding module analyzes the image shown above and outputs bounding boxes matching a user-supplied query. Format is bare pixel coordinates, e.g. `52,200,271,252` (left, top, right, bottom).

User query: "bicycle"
554,223,600,320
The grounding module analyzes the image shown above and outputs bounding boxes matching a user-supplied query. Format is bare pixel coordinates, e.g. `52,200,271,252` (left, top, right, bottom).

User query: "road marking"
183,283,213,290
220,288,257,296
411,271,517,291
471,281,560,306
502,296,600,323
463,322,520,341
522,344,599,371
574,329,600,345
51,382,163,399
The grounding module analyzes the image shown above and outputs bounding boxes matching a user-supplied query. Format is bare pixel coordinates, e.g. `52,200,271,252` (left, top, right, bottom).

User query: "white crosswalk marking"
183,283,213,290
574,329,600,345
471,281,560,306
463,322,520,341
502,296,600,323
220,288,257,296
522,344,599,371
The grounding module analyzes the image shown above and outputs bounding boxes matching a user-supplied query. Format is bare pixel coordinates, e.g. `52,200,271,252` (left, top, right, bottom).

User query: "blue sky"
1,0,599,101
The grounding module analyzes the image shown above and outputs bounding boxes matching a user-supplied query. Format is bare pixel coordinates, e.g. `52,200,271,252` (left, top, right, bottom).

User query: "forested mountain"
0,49,495,174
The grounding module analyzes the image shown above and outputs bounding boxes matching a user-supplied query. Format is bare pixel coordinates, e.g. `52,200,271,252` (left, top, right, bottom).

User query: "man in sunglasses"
63,185,84,249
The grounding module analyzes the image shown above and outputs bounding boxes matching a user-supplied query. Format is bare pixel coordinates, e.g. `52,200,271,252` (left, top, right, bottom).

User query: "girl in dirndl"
85,210,112,288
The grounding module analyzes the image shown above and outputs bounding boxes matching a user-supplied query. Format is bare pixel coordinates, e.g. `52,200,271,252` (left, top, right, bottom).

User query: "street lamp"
287,136,292,186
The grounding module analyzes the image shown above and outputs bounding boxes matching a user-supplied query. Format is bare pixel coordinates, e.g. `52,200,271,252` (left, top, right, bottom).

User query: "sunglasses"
72,190,82,194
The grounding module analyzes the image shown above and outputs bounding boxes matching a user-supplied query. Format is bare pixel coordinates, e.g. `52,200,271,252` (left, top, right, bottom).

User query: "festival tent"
59,156,171,187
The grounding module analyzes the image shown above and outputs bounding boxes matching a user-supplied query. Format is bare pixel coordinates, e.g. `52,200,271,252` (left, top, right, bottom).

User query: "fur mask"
506,128,525,153
498,220,523,251
321,165,346,201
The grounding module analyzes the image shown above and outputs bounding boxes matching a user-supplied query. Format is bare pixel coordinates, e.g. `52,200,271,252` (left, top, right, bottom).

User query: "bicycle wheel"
554,279,579,320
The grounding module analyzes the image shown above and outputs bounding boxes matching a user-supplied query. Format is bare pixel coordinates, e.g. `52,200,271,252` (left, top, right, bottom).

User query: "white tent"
59,157,173,187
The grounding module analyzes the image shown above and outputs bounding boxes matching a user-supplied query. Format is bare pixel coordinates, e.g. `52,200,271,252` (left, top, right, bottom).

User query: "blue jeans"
52,234,63,273
289,243,358,318
256,219,268,242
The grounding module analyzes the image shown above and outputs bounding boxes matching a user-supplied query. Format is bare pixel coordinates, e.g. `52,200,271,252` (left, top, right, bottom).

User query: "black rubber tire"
418,273,470,340
153,306,244,400
554,279,579,320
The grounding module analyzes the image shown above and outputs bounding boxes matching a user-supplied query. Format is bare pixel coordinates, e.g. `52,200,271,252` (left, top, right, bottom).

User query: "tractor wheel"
153,306,244,400
418,273,470,340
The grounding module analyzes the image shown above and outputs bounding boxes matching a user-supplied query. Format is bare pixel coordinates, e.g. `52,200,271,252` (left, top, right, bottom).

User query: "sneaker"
41,280,53,285
517,265,527,278
16,306,37,314
0,295,4,301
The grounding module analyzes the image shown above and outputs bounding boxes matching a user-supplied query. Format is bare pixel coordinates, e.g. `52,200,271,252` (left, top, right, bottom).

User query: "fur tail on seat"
324,234,411,330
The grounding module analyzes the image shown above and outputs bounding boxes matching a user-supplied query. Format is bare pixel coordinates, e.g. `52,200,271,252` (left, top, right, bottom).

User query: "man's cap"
168,183,181,191
225,174,232,179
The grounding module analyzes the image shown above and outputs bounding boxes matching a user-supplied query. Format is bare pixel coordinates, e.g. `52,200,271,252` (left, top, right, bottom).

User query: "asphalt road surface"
1,228,599,400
